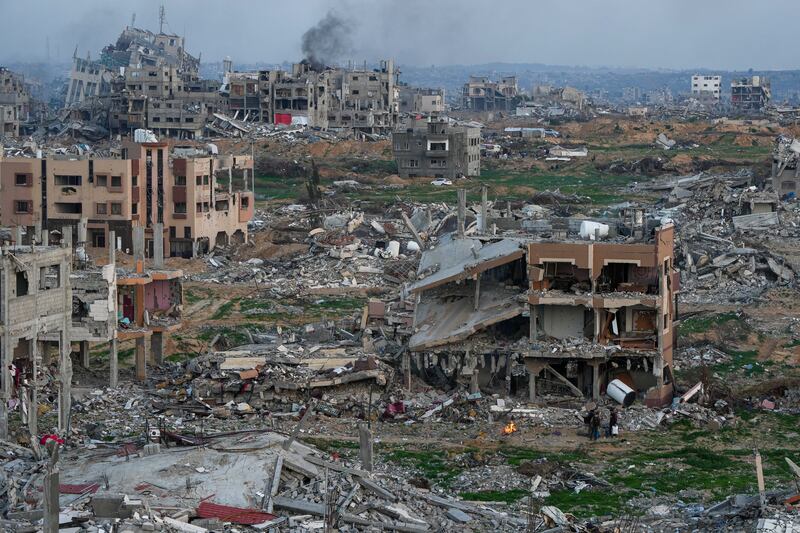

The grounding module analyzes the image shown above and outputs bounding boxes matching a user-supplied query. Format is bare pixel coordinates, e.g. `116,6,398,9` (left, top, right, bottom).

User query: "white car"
430,178,453,186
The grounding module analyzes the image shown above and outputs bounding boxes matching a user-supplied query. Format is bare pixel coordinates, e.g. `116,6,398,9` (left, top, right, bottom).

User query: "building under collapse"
392,116,481,179
461,75,518,111
0,139,254,257
406,196,677,407
0,67,31,137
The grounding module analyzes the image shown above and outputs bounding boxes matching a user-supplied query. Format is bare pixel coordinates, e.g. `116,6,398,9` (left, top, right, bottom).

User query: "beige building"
0,67,30,137
399,86,446,114
392,117,481,179
0,142,254,257
462,76,518,111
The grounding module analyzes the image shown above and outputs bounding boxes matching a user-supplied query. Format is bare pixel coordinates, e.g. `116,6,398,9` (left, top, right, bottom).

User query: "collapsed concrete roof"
410,283,525,351
407,237,524,294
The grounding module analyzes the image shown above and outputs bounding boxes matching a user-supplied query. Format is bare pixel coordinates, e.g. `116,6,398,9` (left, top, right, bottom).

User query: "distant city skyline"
0,0,798,71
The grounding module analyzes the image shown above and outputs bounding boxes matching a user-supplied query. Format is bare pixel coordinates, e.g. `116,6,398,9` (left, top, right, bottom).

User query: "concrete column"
153,223,164,269
28,340,39,437
58,330,72,433
41,229,49,246
15,226,23,244
132,226,145,265
109,338,118,388
457,189,466,238
151,331,165,365
358,423,373,472
480,185,488,233
591,362,601,401
0,266,10,439
43,442,59,533
469,368,479,394
135,336,149,381
77,217,88,244
108,230,116,264
528,372,536,402
61,225,72,249
79,341,90,369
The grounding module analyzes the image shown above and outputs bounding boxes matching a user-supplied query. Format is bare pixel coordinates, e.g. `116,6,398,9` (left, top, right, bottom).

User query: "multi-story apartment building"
398,86,446,114
406,199,677,407
0,142,254,258
731,76,771,111
691,74,721,102
0,67,30,137
392,117,481,179
461,75,518,111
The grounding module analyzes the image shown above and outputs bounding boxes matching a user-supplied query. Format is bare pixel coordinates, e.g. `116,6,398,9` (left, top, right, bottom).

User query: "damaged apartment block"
407,193,677,407
0,138,254,258
117,226,183,382
0,239,72,440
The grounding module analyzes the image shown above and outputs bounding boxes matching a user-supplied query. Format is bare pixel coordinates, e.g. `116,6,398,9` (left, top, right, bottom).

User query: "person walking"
590,409,601,441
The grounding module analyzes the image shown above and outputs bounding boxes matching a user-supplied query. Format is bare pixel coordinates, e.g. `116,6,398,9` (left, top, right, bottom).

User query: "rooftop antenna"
159,4,165,34
130,12,136,28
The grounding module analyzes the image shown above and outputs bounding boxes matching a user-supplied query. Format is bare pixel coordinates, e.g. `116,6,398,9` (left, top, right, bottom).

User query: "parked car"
431,178,453,186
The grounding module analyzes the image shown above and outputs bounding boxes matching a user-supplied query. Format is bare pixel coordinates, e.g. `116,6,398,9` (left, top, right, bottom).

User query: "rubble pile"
642,170,800,304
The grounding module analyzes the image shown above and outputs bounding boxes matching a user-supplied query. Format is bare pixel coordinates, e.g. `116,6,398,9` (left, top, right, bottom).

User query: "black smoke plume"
301,10,353,70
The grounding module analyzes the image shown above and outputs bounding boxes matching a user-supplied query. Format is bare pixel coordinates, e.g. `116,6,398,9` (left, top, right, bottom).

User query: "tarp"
274,113,292,125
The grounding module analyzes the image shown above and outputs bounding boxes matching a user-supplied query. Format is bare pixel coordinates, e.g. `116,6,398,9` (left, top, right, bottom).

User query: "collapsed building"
64,24,222,139
0,138,254,257
391,116,481,179
772,134,800,197
0,67,31,137
406,195,677,407
226,60,399,135
461,75,518,111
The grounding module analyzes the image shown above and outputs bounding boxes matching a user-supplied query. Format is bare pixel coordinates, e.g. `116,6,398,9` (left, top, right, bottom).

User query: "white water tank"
580,221,609,241
607,379,635,407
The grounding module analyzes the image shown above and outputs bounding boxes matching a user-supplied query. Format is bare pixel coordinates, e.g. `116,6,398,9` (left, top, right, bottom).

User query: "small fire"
502,421,517,435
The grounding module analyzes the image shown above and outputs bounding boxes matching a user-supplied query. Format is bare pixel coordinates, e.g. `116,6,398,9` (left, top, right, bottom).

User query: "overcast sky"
0,0,796,70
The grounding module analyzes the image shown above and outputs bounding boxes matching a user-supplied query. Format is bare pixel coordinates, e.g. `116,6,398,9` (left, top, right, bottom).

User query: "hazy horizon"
0,0,796,72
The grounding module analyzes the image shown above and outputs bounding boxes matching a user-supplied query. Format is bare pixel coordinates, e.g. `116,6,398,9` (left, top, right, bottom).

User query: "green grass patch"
211,299,239,320
384,449,462,488
499,446,585,466
545,488,637,518
678,312,741,335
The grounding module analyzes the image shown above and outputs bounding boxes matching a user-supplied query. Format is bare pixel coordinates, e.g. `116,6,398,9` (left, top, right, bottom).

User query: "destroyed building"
691,74,722,102
461,75,518,111
392,116,481,179
0,67,31,137
0,139,254,257
64,23,217,139
407,197,677,407
771,134,800,196
398,86,446,114
0,242,73,440
116,226,183,383
226,60,400,135
731,76,771,111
